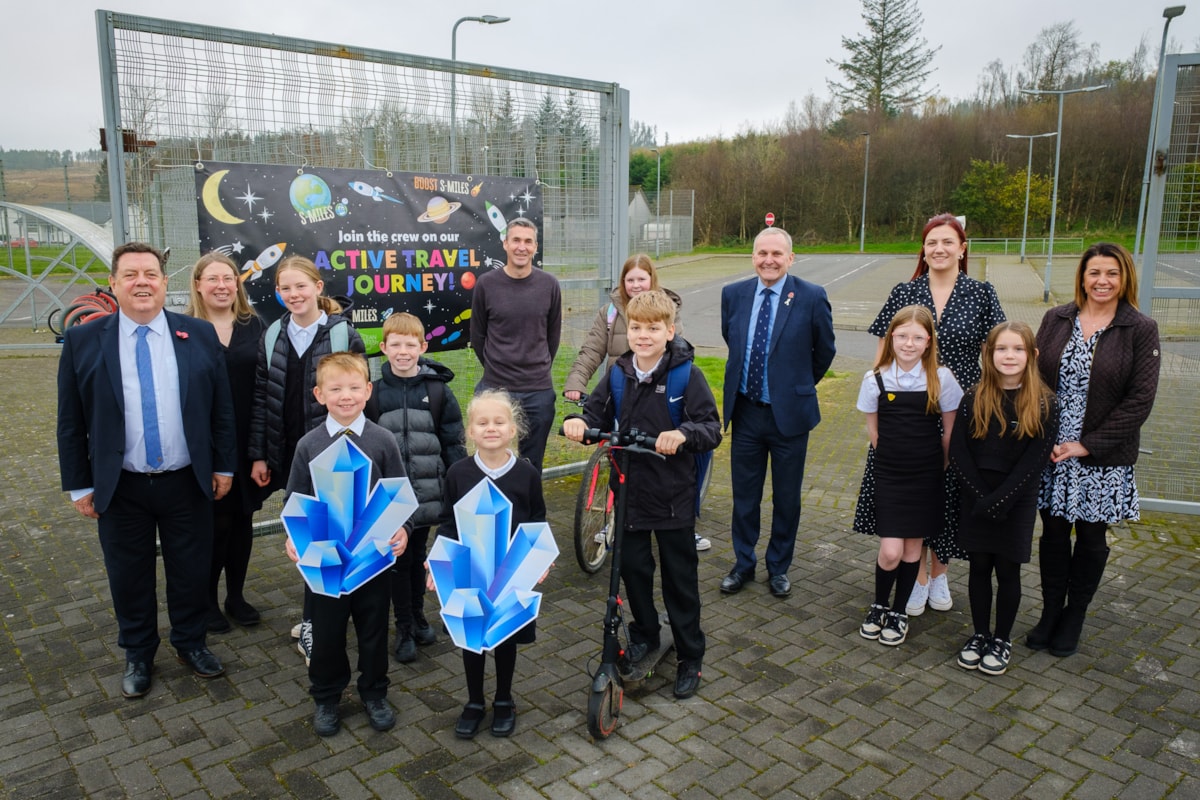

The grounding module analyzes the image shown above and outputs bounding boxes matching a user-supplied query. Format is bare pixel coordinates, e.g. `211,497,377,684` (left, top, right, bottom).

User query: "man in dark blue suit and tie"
720,228,836,598
58,242,237,698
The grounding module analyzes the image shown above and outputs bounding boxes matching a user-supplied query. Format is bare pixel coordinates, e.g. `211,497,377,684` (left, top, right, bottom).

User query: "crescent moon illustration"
202,170,245,225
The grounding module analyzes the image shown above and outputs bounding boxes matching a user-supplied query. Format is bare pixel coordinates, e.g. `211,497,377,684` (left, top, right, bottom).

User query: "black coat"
247,312,364,481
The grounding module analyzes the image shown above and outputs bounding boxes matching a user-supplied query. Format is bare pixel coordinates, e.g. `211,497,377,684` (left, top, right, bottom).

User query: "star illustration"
238,185,261,212
519,188,535,205
424,300,436,313
258,208,274,223
230,241,245,254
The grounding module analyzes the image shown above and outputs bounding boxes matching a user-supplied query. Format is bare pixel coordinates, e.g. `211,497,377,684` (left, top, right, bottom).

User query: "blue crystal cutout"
428,478,558,653
281,436,418,597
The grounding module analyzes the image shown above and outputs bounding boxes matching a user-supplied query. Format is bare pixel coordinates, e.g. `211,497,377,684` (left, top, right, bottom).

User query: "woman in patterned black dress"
1032,243,1160,657
856,214,1005,614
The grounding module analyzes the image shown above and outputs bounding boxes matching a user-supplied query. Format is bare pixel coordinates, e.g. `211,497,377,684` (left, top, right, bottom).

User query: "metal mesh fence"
1132,54,1200,511
98,11,630,482
634,189,695,256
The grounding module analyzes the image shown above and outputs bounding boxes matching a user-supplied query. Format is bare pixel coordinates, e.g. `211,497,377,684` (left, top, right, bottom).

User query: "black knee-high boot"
1027,514,1072,651
1050,544,1110,657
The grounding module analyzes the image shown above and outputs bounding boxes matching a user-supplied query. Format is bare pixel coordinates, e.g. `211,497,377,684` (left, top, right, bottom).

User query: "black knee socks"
876,560,919,612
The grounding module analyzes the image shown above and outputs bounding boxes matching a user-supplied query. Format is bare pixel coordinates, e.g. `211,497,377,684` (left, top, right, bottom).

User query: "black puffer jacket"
366,359,468,528
247,312,364,478
570,337,722,530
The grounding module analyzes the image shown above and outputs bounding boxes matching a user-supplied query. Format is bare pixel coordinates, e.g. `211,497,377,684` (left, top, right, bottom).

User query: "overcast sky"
3,1,1194,152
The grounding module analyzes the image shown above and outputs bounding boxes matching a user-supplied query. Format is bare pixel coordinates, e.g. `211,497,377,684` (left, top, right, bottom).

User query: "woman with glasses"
185,252,267,633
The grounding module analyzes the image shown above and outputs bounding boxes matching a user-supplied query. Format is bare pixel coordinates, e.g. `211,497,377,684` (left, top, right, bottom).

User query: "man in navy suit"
58,242,237,698
720,228,836,598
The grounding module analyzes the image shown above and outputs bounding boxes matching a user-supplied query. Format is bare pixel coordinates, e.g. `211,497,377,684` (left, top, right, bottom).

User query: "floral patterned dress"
1038,318,1140,523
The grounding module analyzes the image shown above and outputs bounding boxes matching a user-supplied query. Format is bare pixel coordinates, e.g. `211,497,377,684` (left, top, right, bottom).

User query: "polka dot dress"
855,273,1005,562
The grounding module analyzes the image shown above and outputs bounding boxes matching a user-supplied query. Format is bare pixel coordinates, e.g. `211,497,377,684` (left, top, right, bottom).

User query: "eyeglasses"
201,274,238,286
892,333,929,345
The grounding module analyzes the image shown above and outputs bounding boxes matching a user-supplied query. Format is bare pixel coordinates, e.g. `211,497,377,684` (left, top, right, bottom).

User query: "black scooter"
578,426,671,740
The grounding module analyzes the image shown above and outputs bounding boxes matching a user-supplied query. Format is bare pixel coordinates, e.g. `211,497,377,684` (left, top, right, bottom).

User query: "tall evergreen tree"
828,0,939,115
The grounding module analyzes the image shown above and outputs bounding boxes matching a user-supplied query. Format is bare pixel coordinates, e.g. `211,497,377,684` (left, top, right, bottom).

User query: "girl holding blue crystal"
430,390,549,739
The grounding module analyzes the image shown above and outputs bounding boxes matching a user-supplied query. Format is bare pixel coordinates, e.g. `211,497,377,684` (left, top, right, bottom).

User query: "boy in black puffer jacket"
366,313,468,663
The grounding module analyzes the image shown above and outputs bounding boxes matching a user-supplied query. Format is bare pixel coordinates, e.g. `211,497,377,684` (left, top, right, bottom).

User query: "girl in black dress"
185,253,266,632
949,322,1058,676
429,390,549,739
855,306,962,647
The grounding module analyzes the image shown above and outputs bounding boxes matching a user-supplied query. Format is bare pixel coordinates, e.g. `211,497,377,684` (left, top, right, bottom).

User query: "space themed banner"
195,162,544,353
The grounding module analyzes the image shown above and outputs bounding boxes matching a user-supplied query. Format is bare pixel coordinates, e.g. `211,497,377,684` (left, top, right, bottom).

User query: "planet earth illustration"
417,196,463,224
289,174,333,215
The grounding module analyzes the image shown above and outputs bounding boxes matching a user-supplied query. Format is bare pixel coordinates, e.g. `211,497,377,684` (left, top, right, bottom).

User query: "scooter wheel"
587,671,623,739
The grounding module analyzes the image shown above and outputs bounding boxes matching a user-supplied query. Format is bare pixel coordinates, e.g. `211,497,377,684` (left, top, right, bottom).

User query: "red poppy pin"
785,292,794,307
175,330,189,340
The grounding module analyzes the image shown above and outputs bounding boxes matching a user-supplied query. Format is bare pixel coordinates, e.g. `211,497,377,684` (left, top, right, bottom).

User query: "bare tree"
1020,21,1098,90
828,0,940,115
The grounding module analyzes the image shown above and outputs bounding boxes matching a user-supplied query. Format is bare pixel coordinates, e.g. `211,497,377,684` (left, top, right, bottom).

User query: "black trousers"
308,570,390,705
621,526,705,662
97,469,212,663
390,526,430,628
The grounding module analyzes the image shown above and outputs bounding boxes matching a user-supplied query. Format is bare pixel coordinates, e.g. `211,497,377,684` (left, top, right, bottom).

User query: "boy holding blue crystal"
284,352,410,737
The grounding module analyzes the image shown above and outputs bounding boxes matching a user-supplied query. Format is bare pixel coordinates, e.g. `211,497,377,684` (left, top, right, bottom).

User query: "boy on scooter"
563,290,721,699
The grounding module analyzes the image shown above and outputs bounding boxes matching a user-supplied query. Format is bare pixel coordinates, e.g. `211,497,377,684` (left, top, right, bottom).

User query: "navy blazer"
57,309,238,514
720,273,836,437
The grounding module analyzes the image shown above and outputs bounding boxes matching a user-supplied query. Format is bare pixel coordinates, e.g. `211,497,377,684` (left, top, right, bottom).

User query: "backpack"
607,361,713,517
263,317,350,363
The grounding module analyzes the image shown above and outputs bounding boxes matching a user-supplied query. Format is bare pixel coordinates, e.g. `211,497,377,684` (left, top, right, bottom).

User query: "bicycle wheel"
573,445,614,574
587,670,622,739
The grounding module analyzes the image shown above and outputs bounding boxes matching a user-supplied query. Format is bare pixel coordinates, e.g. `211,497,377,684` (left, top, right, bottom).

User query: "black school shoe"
674,660,701,699
491,700,516,737
313,703,340,737
455,702,486,739
364,698,396,731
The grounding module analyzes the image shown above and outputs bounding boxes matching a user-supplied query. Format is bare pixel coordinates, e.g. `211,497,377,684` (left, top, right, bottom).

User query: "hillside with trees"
660,9,1158,245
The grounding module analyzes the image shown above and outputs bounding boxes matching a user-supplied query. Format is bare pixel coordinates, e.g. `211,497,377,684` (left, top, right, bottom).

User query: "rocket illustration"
348,181,404,204
485,201,508,241
240,242,287,283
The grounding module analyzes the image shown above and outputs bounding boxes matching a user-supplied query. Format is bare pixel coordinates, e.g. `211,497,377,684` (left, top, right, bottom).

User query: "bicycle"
576,425,666,739
567,393,715,574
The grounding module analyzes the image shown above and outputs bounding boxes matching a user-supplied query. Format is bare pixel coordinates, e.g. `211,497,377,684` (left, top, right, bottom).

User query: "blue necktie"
746,288,773,402
136,326,163,469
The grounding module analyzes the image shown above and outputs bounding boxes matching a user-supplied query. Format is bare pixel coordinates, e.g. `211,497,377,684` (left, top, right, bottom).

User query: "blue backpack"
607,361,713,517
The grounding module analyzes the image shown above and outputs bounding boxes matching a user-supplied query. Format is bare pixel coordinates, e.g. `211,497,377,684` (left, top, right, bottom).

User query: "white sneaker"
928,574,953,611
906,579,929,616
290,621,303,639
694,534,712,551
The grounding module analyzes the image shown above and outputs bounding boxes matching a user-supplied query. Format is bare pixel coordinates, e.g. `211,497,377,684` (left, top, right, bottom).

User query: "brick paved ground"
1,257,1197,798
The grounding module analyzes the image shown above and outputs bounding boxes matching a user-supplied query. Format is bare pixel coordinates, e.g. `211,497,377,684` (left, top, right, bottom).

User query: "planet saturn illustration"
417,196,463,224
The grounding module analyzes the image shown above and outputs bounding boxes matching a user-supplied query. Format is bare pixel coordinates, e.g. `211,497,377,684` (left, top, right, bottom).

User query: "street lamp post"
1005,132,1057,263
450,14,510,174
859,132,870,253
651,148,662,257
1134,5,1187,265
1020,84,1108,302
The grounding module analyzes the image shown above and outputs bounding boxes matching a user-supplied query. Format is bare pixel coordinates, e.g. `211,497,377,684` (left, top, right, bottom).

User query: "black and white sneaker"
957,632,990,670
297,620,313,667
860,604,888,640
879,611,909,646
979,638,1012,676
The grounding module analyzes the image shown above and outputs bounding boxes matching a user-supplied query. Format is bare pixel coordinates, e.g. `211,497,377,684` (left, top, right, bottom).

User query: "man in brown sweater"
469,218,562,472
